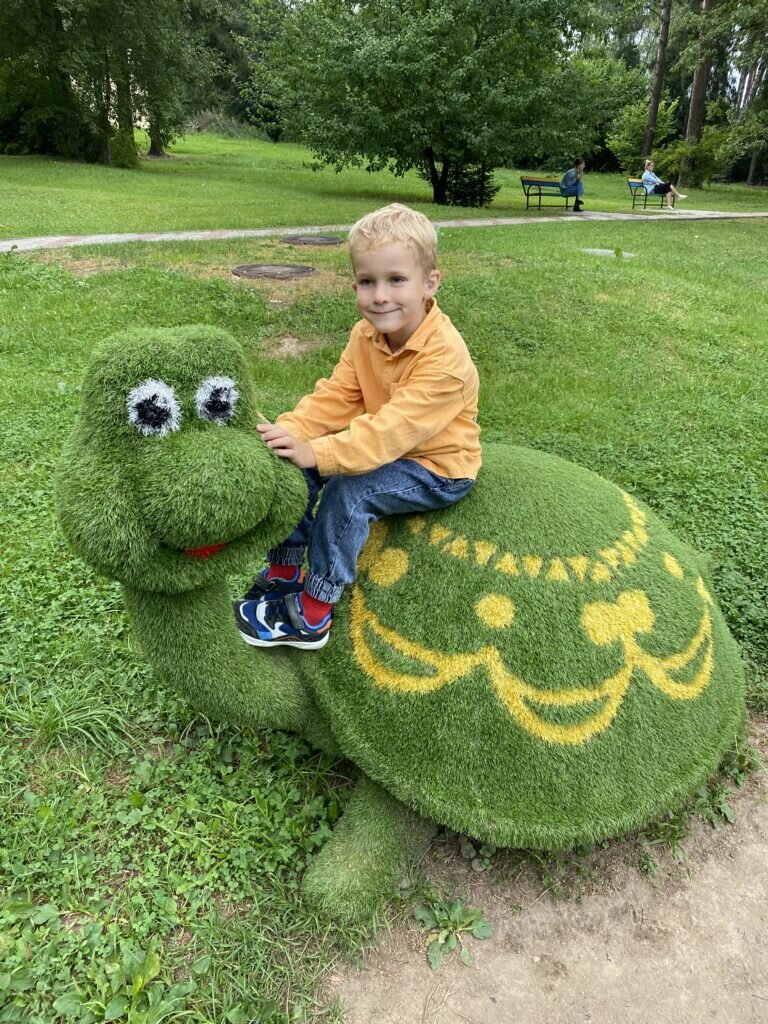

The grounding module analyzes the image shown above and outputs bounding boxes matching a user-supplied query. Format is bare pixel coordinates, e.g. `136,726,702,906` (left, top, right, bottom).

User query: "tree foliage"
2,0,767,187
259,0,583,204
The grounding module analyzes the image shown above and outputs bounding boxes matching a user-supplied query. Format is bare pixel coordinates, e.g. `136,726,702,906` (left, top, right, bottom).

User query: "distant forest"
2,0,765,203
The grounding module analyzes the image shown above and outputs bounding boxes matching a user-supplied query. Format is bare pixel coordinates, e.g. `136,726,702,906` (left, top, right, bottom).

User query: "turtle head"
56,326,308,593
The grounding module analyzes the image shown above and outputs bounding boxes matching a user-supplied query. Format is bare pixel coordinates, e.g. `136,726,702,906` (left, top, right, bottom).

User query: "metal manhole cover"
283,235,344,247
232,264,316,280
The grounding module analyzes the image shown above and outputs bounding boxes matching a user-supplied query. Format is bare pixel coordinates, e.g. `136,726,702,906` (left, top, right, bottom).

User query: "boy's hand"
257,423,317,469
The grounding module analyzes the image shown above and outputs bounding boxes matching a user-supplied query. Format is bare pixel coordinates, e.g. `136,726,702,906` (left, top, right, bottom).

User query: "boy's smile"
352,241,440,350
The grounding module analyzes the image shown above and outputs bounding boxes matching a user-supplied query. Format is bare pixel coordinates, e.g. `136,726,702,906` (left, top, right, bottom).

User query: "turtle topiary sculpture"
56,326,746,922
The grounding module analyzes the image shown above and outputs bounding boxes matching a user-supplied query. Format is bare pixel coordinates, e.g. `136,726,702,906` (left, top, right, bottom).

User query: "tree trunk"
746,151,760,185
148,128,166,157
98,63,111,166
114,59,138,165
424,148,451,204
678,0,718,187
642,0,672,157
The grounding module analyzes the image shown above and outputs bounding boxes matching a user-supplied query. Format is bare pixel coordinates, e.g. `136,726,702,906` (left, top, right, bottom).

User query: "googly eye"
126,379,182,437
195,376,239,425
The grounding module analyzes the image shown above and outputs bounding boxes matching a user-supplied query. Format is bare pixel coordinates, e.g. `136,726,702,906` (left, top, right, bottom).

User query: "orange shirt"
276,300,481,479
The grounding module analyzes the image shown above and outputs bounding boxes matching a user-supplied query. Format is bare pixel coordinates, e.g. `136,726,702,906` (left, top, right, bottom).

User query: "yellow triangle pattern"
396,489,651,587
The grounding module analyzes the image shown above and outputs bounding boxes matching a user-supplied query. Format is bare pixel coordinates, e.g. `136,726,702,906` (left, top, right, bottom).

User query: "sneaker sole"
238,627,330,650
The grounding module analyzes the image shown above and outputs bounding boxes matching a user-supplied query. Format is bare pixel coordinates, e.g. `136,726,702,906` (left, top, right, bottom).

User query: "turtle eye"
195,376,239,425
126,379,181,437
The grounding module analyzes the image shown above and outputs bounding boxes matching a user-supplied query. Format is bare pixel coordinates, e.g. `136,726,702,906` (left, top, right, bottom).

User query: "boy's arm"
310,356,472,476
276,342,365,441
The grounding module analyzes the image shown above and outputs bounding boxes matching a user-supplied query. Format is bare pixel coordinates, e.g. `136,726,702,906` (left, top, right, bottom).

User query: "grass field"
1,133,766,239
2,136,768,1022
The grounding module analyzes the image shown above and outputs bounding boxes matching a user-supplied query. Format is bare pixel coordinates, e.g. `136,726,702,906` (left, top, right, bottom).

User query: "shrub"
607,96,679,174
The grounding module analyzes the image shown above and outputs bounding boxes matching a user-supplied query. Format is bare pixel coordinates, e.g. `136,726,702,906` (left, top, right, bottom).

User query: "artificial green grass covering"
307,443,746,848
56,326,746,917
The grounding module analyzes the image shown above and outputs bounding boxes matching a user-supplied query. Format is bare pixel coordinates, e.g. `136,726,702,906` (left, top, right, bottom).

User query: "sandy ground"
329,718,768,1024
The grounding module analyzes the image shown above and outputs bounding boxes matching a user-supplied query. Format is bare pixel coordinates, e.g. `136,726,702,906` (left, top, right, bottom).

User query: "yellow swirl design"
349,578,714,746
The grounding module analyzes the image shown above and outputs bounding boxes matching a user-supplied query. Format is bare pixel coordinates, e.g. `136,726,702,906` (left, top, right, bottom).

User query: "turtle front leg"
302,776,436,922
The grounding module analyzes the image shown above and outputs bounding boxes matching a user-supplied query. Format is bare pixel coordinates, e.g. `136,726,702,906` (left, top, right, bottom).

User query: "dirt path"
329,720,768,1024
2,210,768,254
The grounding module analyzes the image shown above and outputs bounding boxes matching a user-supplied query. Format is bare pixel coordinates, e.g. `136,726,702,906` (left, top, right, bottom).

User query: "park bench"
627,177,675,209
521,176,572,210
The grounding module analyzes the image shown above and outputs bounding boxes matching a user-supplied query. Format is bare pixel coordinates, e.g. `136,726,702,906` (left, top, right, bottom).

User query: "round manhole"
232,264,316,280
283,235,344,247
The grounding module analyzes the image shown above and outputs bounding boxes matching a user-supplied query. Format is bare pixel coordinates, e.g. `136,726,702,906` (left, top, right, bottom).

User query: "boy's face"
352,241,440,350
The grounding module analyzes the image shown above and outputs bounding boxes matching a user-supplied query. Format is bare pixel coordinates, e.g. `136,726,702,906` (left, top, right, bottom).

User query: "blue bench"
628,177,675,209
521,177,572,210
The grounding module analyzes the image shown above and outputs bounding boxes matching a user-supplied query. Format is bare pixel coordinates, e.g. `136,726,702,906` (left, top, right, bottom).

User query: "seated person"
560,158,585,211
641,160,687,210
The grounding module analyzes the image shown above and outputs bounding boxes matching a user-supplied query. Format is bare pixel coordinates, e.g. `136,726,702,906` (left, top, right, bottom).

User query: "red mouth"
183,542,229,559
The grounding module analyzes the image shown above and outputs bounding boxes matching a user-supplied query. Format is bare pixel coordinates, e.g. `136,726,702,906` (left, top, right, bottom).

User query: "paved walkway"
2,209,767,254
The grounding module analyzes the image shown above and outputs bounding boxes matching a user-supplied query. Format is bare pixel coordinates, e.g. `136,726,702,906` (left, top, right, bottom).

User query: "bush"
652,126,729,187
418,161,501,208
607,96,679,174
189,108,261,138
110,129,140,169
0,63,100,162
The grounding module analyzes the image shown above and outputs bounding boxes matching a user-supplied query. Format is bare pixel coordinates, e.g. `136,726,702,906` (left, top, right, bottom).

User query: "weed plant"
1,212,767,1020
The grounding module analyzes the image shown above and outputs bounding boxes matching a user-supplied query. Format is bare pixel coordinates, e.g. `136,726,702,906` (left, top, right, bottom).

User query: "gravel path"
2,209,767,254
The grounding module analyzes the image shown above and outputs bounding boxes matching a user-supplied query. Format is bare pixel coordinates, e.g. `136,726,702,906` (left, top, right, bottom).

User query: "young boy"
235,203,481,650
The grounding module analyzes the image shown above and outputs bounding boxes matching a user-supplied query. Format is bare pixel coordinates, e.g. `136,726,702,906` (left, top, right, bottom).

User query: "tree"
0,0,208,163
677,0,722,184
261,0,582,205
643,0,674,155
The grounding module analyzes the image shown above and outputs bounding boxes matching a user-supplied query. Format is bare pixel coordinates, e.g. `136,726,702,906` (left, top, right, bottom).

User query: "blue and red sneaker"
235,591,332,650
242,565,304,603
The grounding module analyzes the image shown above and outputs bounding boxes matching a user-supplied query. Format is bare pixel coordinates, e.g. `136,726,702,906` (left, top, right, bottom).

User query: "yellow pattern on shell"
547,558,570,582
522,556,544,579
405,491,649,586
349,578,714,746
447,536,470,559
664,552,684,579
567,557,590,581
496,553,520,576
476,594,516,628
474,541,496,566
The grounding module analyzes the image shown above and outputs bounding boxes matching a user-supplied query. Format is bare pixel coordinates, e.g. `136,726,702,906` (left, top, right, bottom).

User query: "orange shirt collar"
363,299,440,353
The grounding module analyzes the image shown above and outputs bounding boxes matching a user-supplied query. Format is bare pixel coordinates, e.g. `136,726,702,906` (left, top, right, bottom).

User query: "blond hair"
348,203,438,273
644,159,654,169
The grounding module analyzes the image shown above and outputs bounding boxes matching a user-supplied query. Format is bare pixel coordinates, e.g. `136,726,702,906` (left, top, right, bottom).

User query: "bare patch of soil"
230,265,347,304
34,252,128,277
330,720,768,1024
260,334,327,360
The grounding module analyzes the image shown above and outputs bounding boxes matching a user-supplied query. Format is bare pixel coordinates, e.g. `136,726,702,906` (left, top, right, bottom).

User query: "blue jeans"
560,182,584,198
268,459,475,603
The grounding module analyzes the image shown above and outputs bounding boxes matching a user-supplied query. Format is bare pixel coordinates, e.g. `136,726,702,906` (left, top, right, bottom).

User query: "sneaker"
242,565,304,602
235,591,332,650
663,205,676,211
677,193,687,199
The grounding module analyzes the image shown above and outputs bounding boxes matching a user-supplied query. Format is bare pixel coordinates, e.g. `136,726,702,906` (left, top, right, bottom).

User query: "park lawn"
2,215,768,1022
0,132,766,239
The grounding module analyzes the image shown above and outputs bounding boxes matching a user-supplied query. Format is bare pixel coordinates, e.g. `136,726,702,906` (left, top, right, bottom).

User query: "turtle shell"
303,443,746,848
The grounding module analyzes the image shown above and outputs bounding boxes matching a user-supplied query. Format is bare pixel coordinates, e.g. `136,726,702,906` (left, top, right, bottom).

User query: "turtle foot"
302,776,436,923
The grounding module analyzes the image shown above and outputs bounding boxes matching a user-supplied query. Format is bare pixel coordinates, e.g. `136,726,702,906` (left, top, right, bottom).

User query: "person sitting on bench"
560,158,586,212
641,160,687,210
